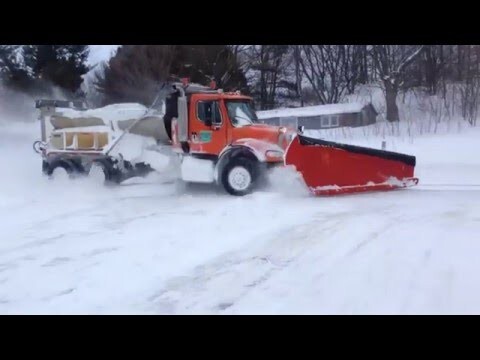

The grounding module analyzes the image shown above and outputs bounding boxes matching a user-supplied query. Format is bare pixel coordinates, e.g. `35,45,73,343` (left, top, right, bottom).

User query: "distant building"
257,102,378,130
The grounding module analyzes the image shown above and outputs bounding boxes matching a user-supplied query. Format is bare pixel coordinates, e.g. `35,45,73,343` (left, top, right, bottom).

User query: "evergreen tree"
1,45,89,97
29,45,89,96
0,45,33,92
94,45,248,106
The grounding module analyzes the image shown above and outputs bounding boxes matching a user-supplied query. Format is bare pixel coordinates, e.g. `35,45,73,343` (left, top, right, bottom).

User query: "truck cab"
169,85,296,195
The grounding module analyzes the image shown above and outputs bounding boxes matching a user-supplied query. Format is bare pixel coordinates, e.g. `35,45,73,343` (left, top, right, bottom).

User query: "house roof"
257,102,371,119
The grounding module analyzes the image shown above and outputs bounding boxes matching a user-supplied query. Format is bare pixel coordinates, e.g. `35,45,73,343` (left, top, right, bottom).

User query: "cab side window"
197,101,222,125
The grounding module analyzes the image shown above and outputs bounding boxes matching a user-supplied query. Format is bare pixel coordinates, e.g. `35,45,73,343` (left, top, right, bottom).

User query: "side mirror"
298,125,305,133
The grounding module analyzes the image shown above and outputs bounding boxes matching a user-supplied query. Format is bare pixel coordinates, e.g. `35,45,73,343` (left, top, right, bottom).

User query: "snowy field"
1,118,480,314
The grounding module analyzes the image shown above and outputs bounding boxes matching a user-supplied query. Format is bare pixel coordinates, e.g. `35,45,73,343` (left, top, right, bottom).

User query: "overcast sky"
88,45,120,66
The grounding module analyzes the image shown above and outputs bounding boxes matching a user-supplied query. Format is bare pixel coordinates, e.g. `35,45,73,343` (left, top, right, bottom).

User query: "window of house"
299,116,320,129
321,115,339,128
330,115,339,127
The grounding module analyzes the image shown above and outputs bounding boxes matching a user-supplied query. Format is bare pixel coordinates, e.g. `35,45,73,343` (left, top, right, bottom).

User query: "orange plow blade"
285,135,419,196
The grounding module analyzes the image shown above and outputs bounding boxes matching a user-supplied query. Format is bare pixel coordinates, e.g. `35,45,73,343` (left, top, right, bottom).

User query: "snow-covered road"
1,121,480,314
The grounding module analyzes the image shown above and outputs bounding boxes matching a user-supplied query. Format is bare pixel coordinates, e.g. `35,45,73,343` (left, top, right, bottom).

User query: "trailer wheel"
221,157,257,196
88,162,109,184
47,160,75,181
42,160,49,175
88,160,121,185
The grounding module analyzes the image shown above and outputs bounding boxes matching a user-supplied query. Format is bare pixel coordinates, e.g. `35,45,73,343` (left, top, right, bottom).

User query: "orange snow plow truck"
34,81,418,196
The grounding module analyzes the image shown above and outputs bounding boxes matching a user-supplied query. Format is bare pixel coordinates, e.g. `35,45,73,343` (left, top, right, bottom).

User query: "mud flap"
285,135,419,196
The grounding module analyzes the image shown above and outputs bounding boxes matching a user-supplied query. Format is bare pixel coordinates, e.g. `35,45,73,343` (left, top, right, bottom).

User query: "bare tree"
227,45,251,70
422,45,445,95
298,45,361,105
459,76,480,126
371,45,425,122
356,45,370,85
458,45,480,126
245,45,291,110
293,45,304,106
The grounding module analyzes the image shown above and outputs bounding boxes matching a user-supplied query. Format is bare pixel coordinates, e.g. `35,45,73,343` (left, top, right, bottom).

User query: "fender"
221,138,285,162
214,144,258,185
214,138,285,184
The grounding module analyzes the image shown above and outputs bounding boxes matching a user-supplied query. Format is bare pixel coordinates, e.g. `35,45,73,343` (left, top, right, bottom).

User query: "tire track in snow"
145,196,417,314
145,209,387,314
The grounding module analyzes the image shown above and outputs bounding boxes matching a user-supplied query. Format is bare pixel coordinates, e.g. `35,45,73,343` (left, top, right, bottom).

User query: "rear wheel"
87,162,109,184
88,159,121,185
51,166,71,181
46,159,84,181
47,161,75,180
221,158,257,196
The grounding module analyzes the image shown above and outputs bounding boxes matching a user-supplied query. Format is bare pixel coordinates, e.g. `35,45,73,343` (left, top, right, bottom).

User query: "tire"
87,161,109,185
221,157,258,196
42,160,49,175
46,160,75,181
88,159,121,185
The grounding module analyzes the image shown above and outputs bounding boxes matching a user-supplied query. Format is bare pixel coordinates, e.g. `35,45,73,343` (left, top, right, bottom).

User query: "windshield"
226,101,258,127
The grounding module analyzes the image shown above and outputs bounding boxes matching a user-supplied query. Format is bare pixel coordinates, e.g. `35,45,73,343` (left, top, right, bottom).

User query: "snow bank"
257,102,366,120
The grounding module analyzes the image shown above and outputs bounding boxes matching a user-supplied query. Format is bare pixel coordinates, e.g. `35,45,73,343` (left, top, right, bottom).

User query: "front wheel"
221,158,257,196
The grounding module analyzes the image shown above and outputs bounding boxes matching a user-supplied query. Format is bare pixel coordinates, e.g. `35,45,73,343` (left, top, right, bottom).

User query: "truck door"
189,99,228,156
